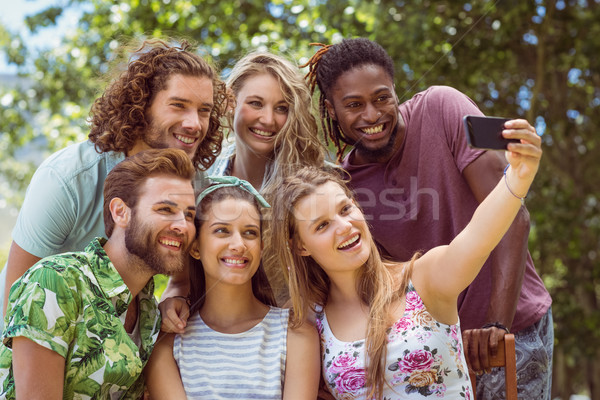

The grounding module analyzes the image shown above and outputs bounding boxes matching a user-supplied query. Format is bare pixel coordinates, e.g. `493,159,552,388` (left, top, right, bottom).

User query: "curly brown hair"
89,39,228,170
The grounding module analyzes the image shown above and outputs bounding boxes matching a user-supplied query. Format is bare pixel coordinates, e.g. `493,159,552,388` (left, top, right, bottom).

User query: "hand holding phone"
463,115,520,150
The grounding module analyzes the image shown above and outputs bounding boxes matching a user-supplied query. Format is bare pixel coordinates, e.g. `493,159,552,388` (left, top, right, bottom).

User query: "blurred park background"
0,1,598,398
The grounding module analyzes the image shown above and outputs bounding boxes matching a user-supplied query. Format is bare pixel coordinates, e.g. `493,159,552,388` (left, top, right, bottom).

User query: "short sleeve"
2,264,80,358
425,86,486,173
12,165,77,258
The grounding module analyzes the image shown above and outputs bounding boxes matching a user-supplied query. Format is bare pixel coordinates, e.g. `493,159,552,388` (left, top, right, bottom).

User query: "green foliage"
1,1,598,397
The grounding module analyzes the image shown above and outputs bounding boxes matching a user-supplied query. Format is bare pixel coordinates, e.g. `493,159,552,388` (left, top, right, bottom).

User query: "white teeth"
175,134,196,144
338,235,359,249
160,239,181,248
363,124,384,135
251,128,276,137
223,258,246,264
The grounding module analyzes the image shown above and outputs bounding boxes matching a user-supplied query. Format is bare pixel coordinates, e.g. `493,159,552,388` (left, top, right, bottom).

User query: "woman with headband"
145,176,320,399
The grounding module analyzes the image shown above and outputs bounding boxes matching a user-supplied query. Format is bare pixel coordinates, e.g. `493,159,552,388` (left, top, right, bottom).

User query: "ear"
189,240,202,260
290,238,311,257
109,198,130,229
324,99,337,121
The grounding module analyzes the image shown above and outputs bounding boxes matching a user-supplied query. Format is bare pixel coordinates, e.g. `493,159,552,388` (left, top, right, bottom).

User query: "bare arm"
414,119,541,324
12,337,65,400
283,320,321,400
144,333,187,400
462,151,528,330
3,242,41,314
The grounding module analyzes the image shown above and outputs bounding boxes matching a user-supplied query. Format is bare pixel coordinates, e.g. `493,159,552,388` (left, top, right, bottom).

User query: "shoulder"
287,314,318,341
418,86,478,111
34,140,124,183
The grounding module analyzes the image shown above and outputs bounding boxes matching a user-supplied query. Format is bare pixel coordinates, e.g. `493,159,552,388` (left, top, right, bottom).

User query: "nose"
334,215,353,235
182,110,202,133
170,211,192,235
229,232,247,252
259,108,275,127
364,103,380,123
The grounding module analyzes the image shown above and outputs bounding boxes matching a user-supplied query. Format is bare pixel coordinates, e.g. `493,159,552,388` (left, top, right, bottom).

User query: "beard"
124,209,187,276
352,121,399,162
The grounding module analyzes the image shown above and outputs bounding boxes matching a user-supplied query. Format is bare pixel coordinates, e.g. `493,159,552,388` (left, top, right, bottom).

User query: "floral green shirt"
0,238,161,399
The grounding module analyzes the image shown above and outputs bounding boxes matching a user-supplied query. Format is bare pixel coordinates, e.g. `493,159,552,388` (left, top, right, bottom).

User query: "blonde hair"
227,51,328,303
270,166,416,399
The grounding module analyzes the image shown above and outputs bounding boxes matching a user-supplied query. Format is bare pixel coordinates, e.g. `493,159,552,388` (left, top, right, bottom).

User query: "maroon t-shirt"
342,86,551,332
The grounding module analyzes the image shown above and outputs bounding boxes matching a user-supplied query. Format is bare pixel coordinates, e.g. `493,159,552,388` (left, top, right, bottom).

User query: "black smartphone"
463,115,519,150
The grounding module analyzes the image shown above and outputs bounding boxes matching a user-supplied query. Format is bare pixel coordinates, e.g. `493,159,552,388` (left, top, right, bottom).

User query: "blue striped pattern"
173,307,289,399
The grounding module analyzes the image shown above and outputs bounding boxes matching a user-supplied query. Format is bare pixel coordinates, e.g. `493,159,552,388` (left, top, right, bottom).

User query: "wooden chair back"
467,333,518,400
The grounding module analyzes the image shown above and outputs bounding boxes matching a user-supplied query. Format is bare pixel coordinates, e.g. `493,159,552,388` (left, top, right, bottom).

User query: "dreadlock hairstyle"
89,38,228,170
270,166,417,399
302,38,395,162
188,184,276,315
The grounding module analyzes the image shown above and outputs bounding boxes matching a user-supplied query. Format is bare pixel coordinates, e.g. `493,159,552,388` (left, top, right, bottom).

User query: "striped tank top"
173,307,289,399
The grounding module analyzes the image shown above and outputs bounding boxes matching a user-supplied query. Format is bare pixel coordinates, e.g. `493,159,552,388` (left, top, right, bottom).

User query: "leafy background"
0,1,598,398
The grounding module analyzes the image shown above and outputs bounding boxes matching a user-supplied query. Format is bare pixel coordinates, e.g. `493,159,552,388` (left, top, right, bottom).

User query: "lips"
174,133,198,145
337,233,361,250
249,127,277,138
159,237,183,249
361,123,384,135
221,256,249,268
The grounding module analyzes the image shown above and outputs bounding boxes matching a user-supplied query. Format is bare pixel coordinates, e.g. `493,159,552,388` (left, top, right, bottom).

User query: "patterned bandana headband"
196,175,271,208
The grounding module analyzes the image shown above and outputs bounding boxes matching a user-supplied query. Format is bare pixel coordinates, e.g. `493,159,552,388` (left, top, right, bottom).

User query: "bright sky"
0,0,81,73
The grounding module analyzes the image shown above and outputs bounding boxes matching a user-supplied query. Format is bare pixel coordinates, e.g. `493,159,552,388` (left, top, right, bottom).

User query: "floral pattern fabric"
0,238,161,399
317,282,472,399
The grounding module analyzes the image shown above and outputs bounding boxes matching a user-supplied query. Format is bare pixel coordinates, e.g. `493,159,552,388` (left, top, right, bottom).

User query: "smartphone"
463,115,519,150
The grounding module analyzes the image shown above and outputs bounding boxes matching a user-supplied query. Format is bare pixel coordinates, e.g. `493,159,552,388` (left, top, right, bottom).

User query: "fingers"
488,327,505,358
462,328,497,375
503,119,542,156
158,297,191,334
161,307,187,334
478,329,491,373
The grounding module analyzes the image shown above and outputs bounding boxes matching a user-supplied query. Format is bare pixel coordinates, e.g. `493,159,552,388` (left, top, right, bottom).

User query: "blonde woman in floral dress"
270,119,541,399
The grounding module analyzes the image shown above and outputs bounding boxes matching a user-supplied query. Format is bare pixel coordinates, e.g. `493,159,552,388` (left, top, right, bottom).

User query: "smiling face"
142,73,214,159
191,198,262,288
233,73,289,158
293,181,371,278
124,174,196,276
325,64,404,164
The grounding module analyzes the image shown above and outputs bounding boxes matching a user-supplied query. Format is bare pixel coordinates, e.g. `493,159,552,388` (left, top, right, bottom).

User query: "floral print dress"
317,282,472,399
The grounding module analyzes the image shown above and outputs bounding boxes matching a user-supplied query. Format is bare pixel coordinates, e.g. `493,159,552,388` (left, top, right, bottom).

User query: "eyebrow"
169,96,213,109
341,87,391,102
154,200,195,211
307,197,348,228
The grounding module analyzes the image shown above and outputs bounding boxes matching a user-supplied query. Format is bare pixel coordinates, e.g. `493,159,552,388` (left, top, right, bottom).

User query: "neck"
326,270,362,306
103,235,153,299
200,280,268,331
231,138,271,189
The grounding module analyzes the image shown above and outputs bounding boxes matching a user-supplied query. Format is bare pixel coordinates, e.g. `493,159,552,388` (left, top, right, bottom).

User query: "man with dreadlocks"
303,38,552,399
1,38,228,325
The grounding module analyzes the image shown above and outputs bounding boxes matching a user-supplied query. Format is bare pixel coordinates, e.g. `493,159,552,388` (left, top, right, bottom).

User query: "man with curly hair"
1,39,228,323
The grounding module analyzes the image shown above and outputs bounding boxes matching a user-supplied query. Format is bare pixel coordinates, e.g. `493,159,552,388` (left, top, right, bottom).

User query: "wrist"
503,164,527,204
482,321,510,333
171,295,191,307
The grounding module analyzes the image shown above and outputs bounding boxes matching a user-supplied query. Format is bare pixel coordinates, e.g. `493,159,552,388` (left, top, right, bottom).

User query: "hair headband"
197,175,271,208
